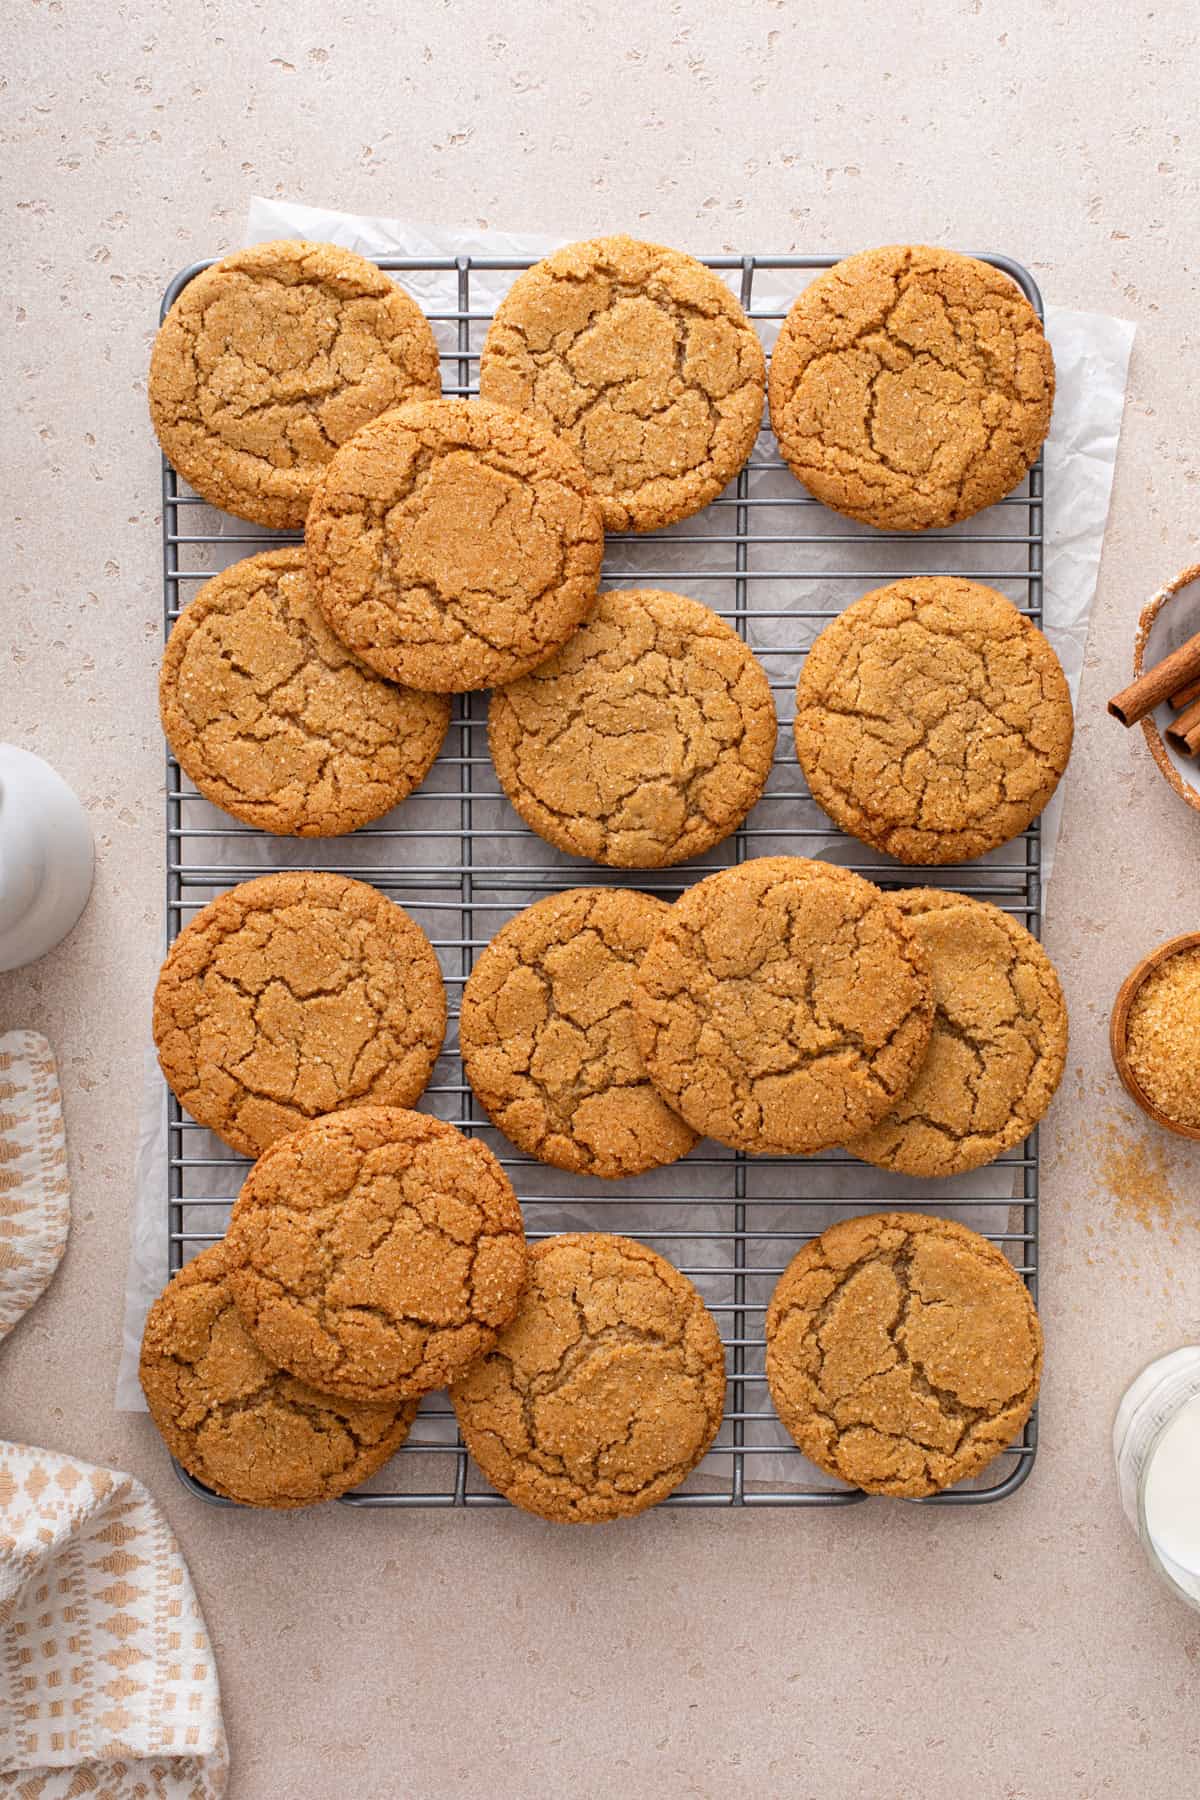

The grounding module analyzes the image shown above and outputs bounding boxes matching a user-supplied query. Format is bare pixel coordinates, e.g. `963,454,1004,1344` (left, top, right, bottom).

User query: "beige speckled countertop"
6,4,1200,1794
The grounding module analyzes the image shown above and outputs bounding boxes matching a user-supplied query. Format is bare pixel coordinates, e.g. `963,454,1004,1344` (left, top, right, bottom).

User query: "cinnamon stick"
1170,675,1200,710
1165,695,1200,756
1109,628,1200,726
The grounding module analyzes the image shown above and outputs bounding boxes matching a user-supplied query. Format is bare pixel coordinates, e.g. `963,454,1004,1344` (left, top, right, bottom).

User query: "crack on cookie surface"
160,547,450,836
152,872,446,1157
148,240,442,528
223,1107,527,1402
139,1242,418,1508
767,244,1054,532
765,1213,1042,1497
844,889,1067,1177
631,857,934,1155
479,236,766,532
488,588,777,868
451,1233,727,1522
793,578,1072,865
461,888,698,1179
305,397,604,692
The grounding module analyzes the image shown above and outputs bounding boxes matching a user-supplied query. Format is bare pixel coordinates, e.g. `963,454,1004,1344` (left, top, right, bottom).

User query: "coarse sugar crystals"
1126,943,1200,1129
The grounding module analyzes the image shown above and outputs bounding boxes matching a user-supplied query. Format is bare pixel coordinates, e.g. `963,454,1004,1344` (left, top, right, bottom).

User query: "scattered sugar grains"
1100,1118,1184,1234
1126,947,1200,1129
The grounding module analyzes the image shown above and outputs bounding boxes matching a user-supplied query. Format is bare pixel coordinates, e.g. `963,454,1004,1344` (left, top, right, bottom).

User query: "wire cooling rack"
161,249,1044,1508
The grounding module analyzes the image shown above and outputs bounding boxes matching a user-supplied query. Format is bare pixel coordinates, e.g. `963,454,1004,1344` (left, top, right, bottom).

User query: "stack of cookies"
140,1107,726,1521
143,870,726,1519
139,1107,526,1510
459,860,1068,1185
144,850,1060,1507
151,233,1067,869
151,234,780,861
147,233,1065,1507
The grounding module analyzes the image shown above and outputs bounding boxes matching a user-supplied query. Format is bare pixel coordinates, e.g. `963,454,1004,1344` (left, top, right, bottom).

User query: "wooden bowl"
1110,931,1200,1139
1132,561,1200,814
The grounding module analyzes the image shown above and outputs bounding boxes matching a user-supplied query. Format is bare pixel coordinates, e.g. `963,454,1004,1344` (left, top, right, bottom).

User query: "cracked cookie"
160,547,450,837
794,577,1072,864
844,890,1068,1177
224,1107,528,1402
765,1212,1042,1497
478,235,766,532
139,1241,417,1508
148,239,441,528
488,588,777,868
460,888,698,1179
450,1233,726,1521
153,871,445,1158
768,244,1054,531
631,856,933,1155
306,396,604,692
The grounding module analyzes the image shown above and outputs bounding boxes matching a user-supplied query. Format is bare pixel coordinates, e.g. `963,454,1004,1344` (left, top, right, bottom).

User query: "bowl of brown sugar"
1111,932,1200,1139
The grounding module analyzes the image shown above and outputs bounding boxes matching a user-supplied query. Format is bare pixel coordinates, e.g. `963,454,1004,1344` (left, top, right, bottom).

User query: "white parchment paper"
116,202,1134,1415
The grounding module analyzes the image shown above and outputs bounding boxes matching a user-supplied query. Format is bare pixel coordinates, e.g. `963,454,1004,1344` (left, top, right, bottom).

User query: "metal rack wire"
161,249,1044,1508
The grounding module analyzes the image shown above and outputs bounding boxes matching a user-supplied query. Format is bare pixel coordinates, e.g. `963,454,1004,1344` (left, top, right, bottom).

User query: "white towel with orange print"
0,1448,228,1797
0,1032,228,1797
0,1032,69,1341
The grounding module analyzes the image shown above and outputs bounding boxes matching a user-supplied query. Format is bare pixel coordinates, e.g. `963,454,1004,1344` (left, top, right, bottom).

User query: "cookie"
843,890,1068,1176
160,548,450,837
478,235,765,532
148,239,441,528
153,872,445,1158
306,397,604,692
450,1233,726,1522
768,244,1054,531
139,1242,417,1509
460,888,698,1179
794,578,1073,865
488,588,777,868
224,1107,527,1402
765,1212,1042,1498
631,856,933,1155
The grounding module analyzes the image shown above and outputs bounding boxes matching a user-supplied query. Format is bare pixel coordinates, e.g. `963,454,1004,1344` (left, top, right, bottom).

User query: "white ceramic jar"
1114,1346,1200,1612
0,745,94,972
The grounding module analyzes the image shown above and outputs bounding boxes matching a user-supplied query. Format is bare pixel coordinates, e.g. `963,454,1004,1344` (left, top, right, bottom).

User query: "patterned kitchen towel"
0,1039,228,1793
0,1444,229,1796
0,1032,69,1341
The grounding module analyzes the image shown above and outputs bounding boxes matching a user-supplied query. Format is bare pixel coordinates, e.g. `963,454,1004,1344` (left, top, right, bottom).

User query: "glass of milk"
1114,1348,1200,1611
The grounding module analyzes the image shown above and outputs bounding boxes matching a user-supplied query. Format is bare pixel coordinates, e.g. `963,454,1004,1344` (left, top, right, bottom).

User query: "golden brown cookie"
478,235,765,532
153,872,445,1158
160,548,450,837
149,239,441,528
844,890,1068,1176
631,856,933,1155
139,1242,417,1509
794,578,1073,864
768,244,1054,531
487,588,777,868
765,1212,1042,1498
450,1233,726,1521
460,888,698,1179
306,397,604,692
224,1107,527,1402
